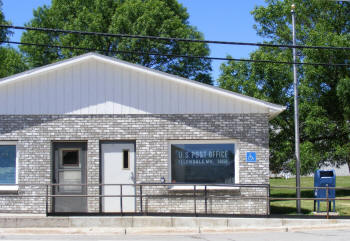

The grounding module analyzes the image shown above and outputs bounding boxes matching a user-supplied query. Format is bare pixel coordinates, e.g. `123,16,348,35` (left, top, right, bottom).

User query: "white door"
102,142,135,212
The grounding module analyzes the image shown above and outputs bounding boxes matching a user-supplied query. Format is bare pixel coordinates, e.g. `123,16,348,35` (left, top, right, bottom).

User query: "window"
60,149,80,168
58,170,82,192
58,148,82,192
0,142,17,185
62,150,79,166
123,149,129,169
170,142,236,184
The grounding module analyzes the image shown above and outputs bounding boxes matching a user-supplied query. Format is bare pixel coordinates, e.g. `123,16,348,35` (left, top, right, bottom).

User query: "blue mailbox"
314,170,336,212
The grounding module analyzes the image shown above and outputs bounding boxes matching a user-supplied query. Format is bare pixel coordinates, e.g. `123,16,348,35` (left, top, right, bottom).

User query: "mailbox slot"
320,171,333,178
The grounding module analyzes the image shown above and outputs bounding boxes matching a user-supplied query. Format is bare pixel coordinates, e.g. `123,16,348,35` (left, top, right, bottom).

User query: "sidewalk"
0,215,350,234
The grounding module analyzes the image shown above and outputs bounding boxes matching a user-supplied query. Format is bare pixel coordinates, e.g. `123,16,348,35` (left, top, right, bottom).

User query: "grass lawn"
270,176,350,215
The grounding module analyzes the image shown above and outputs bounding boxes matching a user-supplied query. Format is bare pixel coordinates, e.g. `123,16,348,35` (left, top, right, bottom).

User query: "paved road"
0,229,349,241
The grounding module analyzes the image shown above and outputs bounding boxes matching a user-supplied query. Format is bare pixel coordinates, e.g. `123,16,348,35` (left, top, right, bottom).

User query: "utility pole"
291,4,301,213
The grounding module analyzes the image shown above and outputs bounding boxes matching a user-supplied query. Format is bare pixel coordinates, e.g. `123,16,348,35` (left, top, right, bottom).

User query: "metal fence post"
140,185,143,214
326,184,329,219
46,184,49,216
120,184,123,215
194,185,197,216
204,185,207,215
266,184,270,216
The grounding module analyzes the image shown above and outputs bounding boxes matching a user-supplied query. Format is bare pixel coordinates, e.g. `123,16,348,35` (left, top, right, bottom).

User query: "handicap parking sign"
246,152,256,163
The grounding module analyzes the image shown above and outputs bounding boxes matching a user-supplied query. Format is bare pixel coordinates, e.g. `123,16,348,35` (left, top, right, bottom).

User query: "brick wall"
0,114,269,214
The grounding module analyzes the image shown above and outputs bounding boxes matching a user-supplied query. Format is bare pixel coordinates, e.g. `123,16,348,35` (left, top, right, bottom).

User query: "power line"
2,40,350,67
1,24,350,51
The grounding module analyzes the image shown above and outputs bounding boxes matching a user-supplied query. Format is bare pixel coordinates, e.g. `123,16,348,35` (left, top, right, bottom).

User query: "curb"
0,216,350,234
1,226,350,235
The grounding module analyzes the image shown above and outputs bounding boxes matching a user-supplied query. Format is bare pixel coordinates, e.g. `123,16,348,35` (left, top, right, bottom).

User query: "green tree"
0,47,27,78
0,0,11,43
218,0,350,174
0,0,27,78
20,0,212,84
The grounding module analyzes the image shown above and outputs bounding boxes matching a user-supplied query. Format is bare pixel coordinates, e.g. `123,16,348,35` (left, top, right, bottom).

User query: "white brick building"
0,53,285,215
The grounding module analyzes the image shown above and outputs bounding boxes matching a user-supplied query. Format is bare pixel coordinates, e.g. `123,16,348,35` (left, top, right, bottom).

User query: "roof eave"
268,106,287,120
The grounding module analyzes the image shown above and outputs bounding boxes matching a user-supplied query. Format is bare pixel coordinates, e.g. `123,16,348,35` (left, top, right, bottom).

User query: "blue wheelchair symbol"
246,152,256,163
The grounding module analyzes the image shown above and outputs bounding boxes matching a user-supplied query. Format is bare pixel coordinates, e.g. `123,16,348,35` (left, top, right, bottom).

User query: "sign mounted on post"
246,152,256,163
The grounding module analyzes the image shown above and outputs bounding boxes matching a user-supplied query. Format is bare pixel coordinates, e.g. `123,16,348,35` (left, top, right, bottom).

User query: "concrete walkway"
0,216,350,234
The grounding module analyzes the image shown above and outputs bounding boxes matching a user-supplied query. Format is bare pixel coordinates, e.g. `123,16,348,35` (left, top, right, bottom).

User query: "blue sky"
2,0,267,80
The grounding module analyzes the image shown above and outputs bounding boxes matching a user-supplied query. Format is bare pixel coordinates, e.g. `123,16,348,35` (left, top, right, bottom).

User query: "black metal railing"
0,183,349,218
0,183,269,216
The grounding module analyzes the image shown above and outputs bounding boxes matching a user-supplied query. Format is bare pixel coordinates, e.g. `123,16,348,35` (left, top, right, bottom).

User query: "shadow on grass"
271,189,350,198
270,190,314,198
336,189,350,197
270,204,311,215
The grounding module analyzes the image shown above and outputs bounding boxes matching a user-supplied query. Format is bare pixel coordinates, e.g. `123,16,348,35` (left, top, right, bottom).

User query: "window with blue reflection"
0,145,16,184
171,143,235,184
